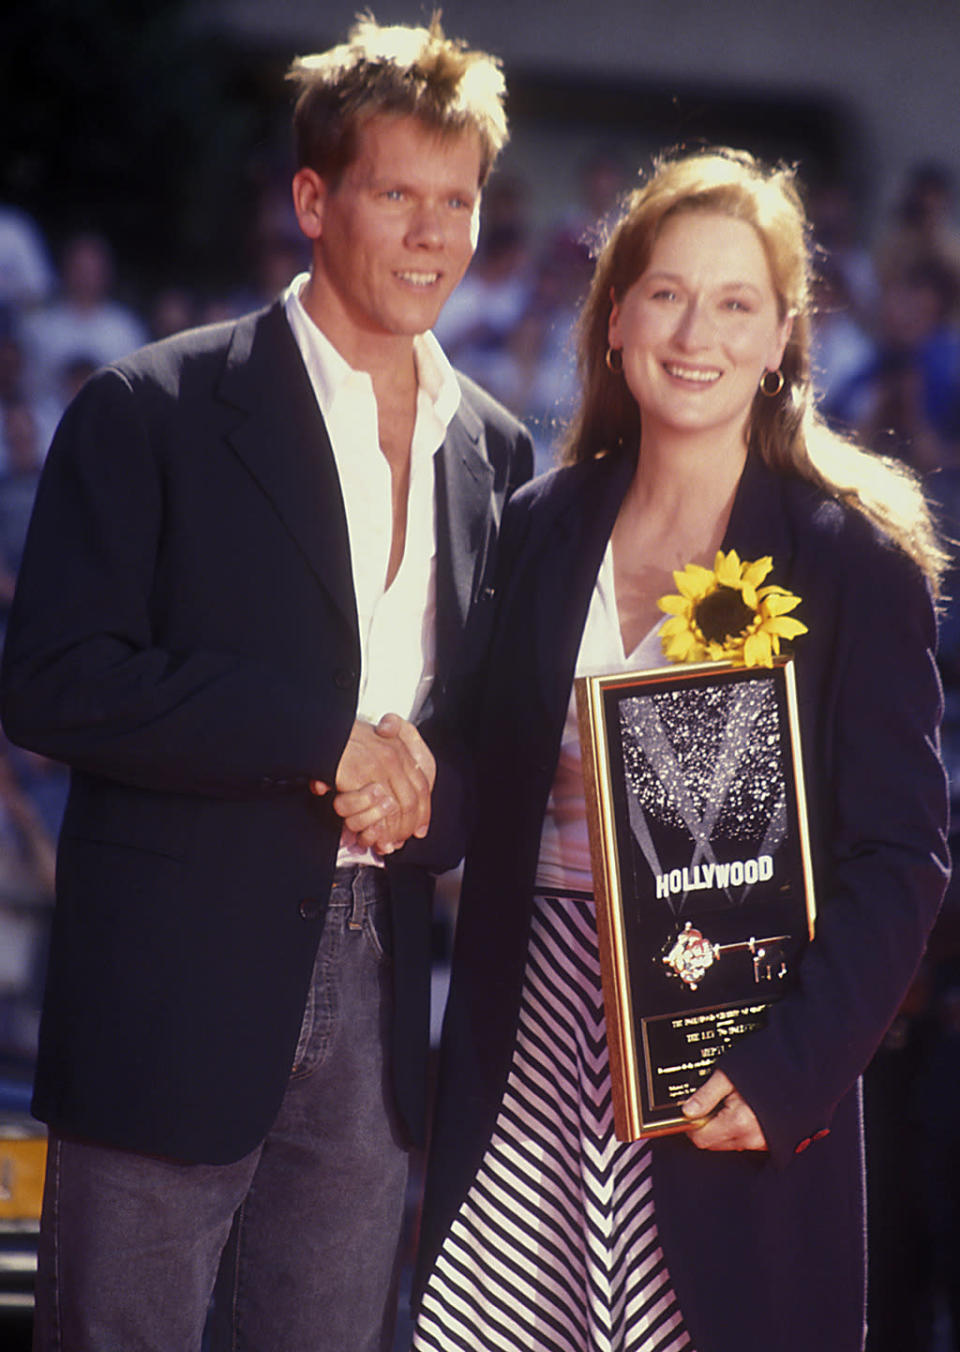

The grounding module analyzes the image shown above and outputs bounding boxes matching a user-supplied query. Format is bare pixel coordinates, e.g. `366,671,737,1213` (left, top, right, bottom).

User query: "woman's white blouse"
535,542,666,892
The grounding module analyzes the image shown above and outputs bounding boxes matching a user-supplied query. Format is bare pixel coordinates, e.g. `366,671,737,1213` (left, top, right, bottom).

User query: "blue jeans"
33,866,410,1352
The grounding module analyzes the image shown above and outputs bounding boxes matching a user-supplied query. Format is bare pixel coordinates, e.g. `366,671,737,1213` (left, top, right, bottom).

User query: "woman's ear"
608,287,622,349
769,313,794,371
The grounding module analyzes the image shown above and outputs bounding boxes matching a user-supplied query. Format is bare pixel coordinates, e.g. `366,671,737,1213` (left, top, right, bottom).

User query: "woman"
412,149,950,1352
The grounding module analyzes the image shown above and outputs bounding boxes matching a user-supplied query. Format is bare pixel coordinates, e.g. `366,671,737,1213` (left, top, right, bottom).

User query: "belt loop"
348,870,365,931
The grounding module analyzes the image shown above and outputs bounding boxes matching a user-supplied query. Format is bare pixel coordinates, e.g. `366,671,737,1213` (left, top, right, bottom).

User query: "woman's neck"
609,428,747,656
629,424,748,527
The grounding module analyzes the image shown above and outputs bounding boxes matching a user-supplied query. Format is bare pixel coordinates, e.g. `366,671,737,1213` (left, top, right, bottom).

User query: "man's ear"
292,168,326,242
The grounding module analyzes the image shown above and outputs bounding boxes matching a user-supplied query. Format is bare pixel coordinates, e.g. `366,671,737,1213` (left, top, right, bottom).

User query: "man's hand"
681,1069,768,1152
309,715,435,854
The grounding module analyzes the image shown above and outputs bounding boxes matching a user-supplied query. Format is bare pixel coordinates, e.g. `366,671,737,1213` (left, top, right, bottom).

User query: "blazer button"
333,668,356,691
298,898,322,921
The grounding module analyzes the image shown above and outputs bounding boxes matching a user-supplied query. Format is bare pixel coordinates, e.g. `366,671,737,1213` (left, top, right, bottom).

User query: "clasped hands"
310,714,435,856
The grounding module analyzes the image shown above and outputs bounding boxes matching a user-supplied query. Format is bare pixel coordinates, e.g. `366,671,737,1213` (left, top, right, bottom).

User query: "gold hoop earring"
605,347,623,374
760,369,784,397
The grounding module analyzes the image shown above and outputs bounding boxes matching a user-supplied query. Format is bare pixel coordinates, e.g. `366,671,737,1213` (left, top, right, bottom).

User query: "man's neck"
298,270,419,394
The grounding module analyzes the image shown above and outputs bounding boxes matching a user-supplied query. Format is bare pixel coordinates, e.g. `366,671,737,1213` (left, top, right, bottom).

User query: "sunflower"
658,549,807,667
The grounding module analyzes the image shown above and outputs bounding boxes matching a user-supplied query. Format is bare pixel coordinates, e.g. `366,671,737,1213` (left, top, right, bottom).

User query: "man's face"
302,114,483,356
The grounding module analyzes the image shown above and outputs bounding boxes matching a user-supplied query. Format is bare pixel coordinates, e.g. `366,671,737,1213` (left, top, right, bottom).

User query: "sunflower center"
694,585,755,643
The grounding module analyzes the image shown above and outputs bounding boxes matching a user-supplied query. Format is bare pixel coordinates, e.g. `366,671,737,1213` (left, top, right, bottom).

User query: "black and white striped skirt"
413,893,693,1352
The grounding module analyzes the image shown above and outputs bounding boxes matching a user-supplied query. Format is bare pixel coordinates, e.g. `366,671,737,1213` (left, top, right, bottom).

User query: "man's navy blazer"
0,301,533,1164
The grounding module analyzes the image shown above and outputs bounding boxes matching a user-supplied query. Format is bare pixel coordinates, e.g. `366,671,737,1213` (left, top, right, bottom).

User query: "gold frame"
576,656,816,1140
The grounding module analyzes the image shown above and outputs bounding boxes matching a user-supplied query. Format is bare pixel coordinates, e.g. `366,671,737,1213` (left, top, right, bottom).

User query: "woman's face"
608,209,792,447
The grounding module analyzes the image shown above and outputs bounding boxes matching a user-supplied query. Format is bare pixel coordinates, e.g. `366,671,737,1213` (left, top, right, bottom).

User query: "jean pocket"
363,899,392,963
290,978,317,1075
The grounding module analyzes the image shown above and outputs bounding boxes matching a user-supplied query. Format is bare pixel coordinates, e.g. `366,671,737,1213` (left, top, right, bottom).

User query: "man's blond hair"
288,14,508,187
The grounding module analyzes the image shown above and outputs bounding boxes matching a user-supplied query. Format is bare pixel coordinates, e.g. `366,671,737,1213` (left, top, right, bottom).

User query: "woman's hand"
681,1069,768,1152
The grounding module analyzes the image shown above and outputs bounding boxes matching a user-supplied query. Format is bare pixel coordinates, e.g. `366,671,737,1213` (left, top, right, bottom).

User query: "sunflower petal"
662,629,704,662
765,615,809,639
744,631,774,666
674,564,715,599
742,555,773,588
761,590,803,617
714,550,742,588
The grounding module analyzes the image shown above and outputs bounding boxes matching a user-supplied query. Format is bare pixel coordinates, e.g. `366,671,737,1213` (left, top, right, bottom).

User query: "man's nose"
406,202,444,249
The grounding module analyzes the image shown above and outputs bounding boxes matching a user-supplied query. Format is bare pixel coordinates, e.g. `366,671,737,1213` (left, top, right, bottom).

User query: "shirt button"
333,668,355,691
298,898,322,921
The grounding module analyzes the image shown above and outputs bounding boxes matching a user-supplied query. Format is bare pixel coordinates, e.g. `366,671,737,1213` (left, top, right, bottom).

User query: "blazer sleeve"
719,529,950,1166
0,368,353,796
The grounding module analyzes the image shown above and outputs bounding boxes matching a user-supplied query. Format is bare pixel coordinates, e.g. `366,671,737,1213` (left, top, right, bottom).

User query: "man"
1,17,532,1351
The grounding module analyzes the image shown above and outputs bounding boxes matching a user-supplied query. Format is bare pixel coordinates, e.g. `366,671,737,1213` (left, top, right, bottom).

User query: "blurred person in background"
0,204,55,314
808,179,879,327
843,260,960,475
20,231,147,414
809,257,877,427
148,285,200,342
1,15,531,1352
433,214,533,408
504,230,596,470
875,163,960,320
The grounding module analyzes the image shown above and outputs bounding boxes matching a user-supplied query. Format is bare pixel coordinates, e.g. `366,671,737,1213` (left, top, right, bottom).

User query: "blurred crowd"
1,151,960,1344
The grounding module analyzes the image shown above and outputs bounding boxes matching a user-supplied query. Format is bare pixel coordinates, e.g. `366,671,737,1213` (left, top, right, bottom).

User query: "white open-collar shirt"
284,274,462,864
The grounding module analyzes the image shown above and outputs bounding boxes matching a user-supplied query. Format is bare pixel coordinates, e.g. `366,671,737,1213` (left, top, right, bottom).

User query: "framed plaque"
575,656,816,1140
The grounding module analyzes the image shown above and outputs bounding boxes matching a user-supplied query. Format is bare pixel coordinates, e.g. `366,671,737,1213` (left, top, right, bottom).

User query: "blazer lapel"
722,452,797,581
532,450,637,709
217,304,357,635
434,398,495,671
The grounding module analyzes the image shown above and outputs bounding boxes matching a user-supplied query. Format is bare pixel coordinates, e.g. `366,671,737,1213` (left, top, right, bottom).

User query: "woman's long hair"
562,148,948,593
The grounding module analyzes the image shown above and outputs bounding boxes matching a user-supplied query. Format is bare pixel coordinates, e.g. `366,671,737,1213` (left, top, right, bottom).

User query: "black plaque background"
599,662,812,1129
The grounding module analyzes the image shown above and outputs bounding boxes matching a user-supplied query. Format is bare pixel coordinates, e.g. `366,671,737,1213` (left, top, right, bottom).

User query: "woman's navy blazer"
418,447,949,1352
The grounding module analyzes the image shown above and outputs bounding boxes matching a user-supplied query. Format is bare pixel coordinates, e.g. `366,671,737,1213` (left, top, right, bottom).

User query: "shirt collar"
283,271,461,432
